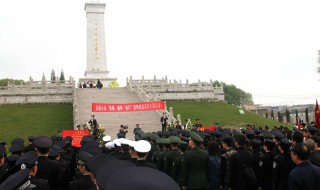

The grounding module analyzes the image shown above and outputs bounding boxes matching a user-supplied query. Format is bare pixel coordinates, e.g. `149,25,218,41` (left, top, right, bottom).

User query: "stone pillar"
57,81,61,91
174,80,177,91
28,77,33,91
198,79,201,90
169,107,174,123
42,75,47,91
177,114,181,125
142,75,145,86
165,76,168,83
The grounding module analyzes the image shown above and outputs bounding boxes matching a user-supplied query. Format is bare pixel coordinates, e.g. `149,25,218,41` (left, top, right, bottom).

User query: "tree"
51,68,55,83
59,70,65,83
0,78,25,86
212,80,253,106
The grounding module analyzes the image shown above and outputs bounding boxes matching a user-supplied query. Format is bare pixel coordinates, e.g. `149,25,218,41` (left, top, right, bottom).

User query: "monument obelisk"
80,1,117,87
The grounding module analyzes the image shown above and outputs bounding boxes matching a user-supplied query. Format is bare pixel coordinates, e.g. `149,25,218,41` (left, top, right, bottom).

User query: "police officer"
258,139,275,190
16,151,50,190
33,136,61,190
272,139,294,190
181,131,209,190
69,151,95,190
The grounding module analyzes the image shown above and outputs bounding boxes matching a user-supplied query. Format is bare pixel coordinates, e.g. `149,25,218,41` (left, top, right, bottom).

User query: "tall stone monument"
79,1,117,87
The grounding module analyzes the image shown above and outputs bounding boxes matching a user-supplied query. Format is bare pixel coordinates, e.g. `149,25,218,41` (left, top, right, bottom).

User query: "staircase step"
76,87,162,140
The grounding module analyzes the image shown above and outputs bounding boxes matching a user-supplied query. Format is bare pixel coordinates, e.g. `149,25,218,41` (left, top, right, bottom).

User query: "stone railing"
126,75,225,102
126,80,176,122
0,76,75,104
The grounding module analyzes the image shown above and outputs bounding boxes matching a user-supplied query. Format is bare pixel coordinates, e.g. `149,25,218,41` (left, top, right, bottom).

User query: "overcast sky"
1,0,320,106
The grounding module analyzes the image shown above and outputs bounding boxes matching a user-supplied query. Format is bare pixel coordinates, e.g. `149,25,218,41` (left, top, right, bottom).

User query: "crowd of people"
78,79,103,89
0,122,320,190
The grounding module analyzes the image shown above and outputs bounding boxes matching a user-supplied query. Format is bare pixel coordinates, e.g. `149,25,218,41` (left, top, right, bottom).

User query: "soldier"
181,131,209,190
164,136,181,177
288,143,320,190
33,136,61,190
172,141,188,186
157,138,171,172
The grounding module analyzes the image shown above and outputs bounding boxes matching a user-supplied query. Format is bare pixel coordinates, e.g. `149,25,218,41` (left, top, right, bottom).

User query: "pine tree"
59,70,65,83
50,69,55,83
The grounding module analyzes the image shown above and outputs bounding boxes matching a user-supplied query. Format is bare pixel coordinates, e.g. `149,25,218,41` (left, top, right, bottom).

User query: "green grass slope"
0,103,73,144
166,101,286,128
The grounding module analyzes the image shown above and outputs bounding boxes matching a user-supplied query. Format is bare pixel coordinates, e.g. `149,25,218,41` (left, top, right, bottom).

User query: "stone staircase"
75,87,162,140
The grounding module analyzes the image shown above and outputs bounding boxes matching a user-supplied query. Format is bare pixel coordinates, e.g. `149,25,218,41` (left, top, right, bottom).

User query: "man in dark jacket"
229,135,254,190
288,143,320,190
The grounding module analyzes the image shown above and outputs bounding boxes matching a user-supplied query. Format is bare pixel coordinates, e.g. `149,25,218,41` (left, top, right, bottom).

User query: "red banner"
62,130,90,147
199,126,216,132
92,101,165,112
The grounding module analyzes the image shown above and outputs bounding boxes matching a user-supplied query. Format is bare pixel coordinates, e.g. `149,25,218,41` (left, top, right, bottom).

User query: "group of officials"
1,123,320,190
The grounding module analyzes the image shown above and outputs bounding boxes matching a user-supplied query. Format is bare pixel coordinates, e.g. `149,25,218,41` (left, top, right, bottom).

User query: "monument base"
79,77,117,88
80,70,117,88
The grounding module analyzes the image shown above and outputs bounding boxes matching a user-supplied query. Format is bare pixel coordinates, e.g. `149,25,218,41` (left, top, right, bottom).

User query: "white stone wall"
150,92,222,101
0,93,73,104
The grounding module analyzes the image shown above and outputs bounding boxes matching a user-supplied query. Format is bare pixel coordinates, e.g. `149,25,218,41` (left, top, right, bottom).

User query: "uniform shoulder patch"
273,161,277,168
259,161,263,167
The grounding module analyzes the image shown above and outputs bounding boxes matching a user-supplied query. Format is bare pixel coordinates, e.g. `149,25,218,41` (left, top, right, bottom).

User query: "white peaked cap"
105,142,115,149
103,136,111,142
113,139,121,147
118,138,130,145
134,140,151,153
128,140,136,148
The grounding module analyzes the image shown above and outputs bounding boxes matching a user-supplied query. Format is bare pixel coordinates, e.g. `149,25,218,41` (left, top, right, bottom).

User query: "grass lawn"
0,103,73,144
166,101,287,128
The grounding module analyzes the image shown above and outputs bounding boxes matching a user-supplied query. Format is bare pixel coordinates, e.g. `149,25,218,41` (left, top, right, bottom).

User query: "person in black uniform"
134,140,158,169
33,136,61,190
288,143,320,190
69,151,95,190
160,112,168,132
229,135,255,190
88,115,97,128
272,139,294,190
16,151,50,190
258,139,275,190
